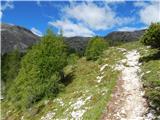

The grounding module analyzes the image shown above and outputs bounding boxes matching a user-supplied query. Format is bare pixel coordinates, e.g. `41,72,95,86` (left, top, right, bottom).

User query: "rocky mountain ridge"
1,23,146,54
105,30,146,42
1,23,40,55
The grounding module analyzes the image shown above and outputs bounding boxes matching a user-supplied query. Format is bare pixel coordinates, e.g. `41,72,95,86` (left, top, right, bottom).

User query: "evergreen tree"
141,23,160,48
7,29,68,109
1,49,21,88
85,37,108,60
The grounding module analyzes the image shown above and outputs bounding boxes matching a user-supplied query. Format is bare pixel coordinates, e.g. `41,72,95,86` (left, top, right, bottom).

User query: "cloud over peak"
31,27,42,37
49,2,135,37
64,2,116,30
49,19,95,37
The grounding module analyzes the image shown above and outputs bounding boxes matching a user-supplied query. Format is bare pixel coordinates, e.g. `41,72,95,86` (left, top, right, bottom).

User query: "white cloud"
63,2,134,30
49,19,95,37
1,1,14,11
135,1,160,25
104,0,125,4
31,27,43,37
116,17,135,26
134,1,149,7
64,3,116,30
0,11,2,18
36,0,41,6
0,1,14,18
49,2,136,36
117,26,147,31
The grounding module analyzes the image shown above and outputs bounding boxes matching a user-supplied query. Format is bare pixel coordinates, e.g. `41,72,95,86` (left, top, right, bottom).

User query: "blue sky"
1,1,160,37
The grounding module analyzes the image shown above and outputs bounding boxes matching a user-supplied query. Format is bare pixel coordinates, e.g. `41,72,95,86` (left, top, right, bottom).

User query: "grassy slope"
139,47,160,116
2,45,124,120
2,41,160,119
29,47,124,120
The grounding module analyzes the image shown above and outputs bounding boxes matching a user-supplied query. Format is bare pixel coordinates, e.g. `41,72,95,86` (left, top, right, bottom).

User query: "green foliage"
67,53,79,65
141,23,160,48
140,51,160,114
107,39,126,46
1,50,22,89
85,37,108,60
7,29,68,109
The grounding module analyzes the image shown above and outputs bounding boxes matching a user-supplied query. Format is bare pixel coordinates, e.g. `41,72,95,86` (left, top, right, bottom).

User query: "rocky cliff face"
1,23,40,55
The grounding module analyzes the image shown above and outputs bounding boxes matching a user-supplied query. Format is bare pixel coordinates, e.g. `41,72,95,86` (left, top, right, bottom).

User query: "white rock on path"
71,110,86,119
100,64,108,72
70,95,92,120
41,111,55,120
116,48,127,52
96,64,108,83
146,71,151,74
53,98,64,106
112,50,152,120
97,76,104,83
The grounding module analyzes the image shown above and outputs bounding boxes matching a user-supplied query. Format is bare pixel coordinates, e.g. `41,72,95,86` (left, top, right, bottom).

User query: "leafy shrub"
107,39,126,46
141,23,160,48
67,53,79,65
7,29,67,109
1,50,22,89
85,37,108,60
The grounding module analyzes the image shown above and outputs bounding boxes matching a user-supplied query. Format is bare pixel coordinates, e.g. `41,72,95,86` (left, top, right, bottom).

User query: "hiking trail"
102,49,153,120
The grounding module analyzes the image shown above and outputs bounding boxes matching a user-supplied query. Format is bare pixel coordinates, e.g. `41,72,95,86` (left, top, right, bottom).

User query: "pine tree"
7,29,68,109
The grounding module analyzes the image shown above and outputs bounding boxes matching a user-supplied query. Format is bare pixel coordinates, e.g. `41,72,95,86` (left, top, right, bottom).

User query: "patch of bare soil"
101,76,126,120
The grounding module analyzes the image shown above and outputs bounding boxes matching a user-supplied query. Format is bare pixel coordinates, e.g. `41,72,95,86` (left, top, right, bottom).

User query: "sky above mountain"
1,0,160,37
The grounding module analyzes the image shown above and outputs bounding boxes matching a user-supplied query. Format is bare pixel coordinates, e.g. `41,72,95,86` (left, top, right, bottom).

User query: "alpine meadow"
1,1,160,120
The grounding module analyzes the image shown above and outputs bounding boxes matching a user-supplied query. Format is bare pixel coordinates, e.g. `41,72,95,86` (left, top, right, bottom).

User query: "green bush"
1,50,22,89
141,23,160,48
67,53,79,65
107,39,126,46
85,37,108,60
7,29,67,109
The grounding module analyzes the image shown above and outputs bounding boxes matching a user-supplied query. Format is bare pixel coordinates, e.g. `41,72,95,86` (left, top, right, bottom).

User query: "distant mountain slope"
1,23,146,55
1,23,89,55
104,30,146,42
64,37,90,54
1,23,40,55
64,30,146,53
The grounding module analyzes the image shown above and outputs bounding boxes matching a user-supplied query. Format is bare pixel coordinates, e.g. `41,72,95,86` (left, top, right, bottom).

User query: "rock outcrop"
1,23,40,55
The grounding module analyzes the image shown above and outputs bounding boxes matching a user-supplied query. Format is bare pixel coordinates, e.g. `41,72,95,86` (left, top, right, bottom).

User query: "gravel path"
102,49,150,120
